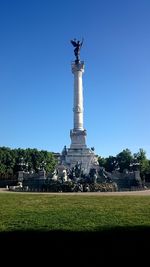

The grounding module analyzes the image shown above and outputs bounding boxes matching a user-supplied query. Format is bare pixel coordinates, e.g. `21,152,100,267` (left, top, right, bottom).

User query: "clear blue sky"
0,0,150,158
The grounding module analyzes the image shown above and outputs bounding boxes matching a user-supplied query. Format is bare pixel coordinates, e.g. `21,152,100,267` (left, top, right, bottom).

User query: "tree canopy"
0,147,57,179
98,148,150,179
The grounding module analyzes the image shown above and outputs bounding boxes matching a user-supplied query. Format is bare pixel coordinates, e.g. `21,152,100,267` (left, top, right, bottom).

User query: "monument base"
62,146,99,174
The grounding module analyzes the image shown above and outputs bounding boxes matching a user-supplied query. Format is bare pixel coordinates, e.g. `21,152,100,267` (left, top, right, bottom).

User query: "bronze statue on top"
70,38,83,63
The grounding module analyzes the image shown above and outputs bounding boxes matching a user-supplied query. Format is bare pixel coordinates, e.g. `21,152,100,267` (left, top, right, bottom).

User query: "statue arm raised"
80,38,84,47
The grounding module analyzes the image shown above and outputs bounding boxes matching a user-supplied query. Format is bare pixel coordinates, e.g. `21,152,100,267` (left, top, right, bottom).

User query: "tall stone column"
70,61,87,149
72,61,84,130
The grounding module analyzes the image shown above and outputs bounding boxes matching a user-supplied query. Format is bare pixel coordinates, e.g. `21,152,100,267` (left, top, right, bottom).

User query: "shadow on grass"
1,226,150,245
1,227,149,263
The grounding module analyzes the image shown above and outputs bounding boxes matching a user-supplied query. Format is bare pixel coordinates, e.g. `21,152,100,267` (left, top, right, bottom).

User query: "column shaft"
72,62,84,131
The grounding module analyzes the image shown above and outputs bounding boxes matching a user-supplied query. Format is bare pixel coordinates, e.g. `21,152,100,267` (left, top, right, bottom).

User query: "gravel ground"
0,187,150,195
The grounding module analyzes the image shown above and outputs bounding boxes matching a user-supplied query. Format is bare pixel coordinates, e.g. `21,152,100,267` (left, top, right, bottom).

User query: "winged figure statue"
70,38,83,62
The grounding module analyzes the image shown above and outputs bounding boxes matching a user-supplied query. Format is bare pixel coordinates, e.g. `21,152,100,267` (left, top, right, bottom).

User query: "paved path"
1,187,150,196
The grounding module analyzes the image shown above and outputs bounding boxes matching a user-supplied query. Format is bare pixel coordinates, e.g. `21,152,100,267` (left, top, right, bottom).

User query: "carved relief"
73,106,82,113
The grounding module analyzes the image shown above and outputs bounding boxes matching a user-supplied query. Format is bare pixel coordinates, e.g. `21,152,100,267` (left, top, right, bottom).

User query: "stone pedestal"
70,129,86,149
65,147,98,174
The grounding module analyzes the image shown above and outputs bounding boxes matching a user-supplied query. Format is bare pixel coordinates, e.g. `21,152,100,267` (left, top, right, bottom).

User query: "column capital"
71,61,84,74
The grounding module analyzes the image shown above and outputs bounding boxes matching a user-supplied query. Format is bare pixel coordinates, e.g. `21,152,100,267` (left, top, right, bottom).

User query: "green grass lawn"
0,193,150,232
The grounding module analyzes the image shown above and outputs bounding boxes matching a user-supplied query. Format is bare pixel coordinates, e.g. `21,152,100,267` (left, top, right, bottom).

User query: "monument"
60,39,99,174
8,39,143,192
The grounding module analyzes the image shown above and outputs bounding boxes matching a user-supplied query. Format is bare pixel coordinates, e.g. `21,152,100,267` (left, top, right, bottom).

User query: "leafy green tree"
104,156,118,172
98,156,118,172
0,147,57,179
41,150,57,174
98,157,106,168
134,148,150,178
116,149,133,172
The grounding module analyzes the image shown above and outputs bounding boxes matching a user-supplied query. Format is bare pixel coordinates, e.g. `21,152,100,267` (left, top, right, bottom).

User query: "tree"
0,147,57,179
98,156,118,172
116,149,133,172
134,148,150,178
104,156,118,172
98,157,106,168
